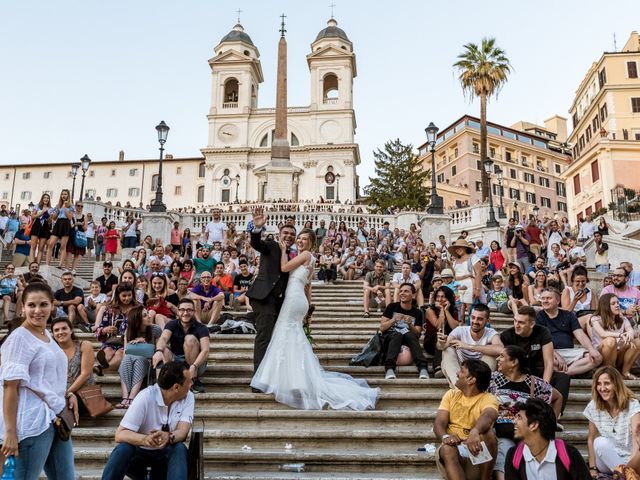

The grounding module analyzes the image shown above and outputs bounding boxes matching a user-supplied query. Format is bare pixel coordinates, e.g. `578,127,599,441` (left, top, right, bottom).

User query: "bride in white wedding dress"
251,228,380,410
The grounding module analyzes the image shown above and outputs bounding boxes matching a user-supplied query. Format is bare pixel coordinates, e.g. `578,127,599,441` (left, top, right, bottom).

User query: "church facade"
0,19,361,209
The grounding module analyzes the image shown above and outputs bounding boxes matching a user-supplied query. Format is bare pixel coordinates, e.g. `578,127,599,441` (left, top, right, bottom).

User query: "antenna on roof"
614,33,618,52
236,8,242,24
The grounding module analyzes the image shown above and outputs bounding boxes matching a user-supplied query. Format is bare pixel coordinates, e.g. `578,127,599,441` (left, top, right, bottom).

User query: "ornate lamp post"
79,154,91,201
70,162,80,202
425,122,443,214
482,158,499,227
150,121,170,212
532,205,540,220
495,165,506,218
234,174,240,203
336,173,341,203
514,200,519,221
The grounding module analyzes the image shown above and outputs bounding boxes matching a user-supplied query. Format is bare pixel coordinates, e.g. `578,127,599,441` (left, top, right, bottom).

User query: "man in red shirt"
212,262,234,306
525,218,543,257
170,222,183,253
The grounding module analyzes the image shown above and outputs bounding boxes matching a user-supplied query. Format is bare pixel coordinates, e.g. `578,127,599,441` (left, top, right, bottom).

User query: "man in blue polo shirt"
188,272,224,325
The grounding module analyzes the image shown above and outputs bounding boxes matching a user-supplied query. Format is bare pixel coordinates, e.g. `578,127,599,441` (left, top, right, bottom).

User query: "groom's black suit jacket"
246,230,288,301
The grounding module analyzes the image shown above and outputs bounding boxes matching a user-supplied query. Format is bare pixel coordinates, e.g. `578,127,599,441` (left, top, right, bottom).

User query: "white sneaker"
419,368,429,379
385,369,396,380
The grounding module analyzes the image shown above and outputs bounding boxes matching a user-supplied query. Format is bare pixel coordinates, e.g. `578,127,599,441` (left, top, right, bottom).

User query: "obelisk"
271,14,291,167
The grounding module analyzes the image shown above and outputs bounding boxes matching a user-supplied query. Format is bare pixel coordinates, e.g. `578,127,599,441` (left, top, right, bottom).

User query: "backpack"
512,439,570,473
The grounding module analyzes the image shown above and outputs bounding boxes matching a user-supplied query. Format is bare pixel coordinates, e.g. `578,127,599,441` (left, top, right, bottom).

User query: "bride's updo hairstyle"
298,228,317,251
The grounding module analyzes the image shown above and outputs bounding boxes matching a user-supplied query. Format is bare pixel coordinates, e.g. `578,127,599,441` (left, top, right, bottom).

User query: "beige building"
0,18,361,209
418,115,571,219
563,31,640,222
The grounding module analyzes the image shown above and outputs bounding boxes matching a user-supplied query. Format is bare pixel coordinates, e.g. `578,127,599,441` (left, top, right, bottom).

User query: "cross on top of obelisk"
279,13,286,37
236,8,242,23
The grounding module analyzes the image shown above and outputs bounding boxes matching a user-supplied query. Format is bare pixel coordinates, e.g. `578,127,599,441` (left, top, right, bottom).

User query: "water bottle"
1,456,16,479
144,466,152,480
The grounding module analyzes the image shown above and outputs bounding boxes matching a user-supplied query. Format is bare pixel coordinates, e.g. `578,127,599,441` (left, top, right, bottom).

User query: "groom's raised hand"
252,206,267,229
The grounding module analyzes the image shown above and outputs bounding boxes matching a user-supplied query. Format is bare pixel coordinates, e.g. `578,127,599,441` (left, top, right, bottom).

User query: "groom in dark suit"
246,208,297,383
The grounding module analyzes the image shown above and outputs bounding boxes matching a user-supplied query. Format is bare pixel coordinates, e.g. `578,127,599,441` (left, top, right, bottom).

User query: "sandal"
363,312,370,318
115,398,129,409
623,372,639,380
96,350,110,369
93,365,103,377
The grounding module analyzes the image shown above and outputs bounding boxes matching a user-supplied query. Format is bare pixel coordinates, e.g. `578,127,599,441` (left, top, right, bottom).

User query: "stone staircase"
63,280,640,479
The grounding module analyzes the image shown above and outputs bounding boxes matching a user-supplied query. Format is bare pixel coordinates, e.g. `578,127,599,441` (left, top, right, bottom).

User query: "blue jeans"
596,264,610,274
124,236,137,248
101,442,188,480
95,242,105,256
15,424,75,480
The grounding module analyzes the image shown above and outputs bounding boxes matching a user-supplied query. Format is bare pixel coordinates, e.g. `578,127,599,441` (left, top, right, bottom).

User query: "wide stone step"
75,470,442,480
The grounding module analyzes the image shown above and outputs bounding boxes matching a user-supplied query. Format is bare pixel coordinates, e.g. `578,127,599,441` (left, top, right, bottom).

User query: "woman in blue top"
46,189,74,267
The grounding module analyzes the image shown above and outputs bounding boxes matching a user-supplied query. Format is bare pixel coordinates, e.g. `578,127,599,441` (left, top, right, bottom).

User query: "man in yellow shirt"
434,359,499,480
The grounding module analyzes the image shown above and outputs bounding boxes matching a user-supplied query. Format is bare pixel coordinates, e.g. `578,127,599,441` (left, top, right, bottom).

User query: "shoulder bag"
75,384,114,418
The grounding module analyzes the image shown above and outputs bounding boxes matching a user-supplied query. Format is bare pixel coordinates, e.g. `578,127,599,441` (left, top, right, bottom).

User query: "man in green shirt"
193,247,216,284
363,259,392,317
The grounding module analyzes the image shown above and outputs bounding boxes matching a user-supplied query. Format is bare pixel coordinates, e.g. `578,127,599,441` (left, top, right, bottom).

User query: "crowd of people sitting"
2,191,640,479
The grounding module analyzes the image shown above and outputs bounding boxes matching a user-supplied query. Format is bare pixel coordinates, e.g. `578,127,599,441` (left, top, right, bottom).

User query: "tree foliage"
364,139,430,213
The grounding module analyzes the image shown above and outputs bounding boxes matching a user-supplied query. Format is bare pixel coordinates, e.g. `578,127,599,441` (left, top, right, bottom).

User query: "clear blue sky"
0,1,637,190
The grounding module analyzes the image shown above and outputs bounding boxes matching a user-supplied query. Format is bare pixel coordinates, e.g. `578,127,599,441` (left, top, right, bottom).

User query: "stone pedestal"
265,164,298,201
142,212,175,246
419,214,451,243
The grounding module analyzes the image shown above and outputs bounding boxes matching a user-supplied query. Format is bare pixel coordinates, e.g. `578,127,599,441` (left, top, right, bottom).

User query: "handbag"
24,219,34,236
76,384,114,418
104,335,124,348
187,420,204,480
26,386,75,441
73,229,87,248
124,343,155,359
350,332,383,367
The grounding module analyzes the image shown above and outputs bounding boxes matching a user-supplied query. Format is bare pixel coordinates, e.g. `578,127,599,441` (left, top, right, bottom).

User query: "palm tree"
454,38,512,201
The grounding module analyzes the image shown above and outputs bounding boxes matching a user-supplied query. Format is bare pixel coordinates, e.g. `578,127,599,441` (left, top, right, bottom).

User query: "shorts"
494,436,515,473
30,220,51,239
170,352,207,377
86,237,94,250
556,347,588,366
435,444,483,480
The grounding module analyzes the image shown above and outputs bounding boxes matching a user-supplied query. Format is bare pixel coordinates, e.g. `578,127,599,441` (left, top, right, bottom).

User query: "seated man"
153,299,210,394
363,259,392,317
189,272,224,325
232,259,253,310
504,398,589,479
22,261,45,284
96,261,119,296
500,306,570,417
379,283,429,380
536,288,602,376
192,247,216,283
601,266,640,322
437,304,503,388
526,256,548,283
434,359,499,480
101,361,194,480
338,246,358,280
212,262,233,306
392,261,423,305
54,271,90,329
85,280,109,327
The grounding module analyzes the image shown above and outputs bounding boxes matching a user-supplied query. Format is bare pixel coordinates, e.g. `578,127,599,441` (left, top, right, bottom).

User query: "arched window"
223,78,239,107
198,162,206,178
260,134,268,147
291,133,300,146
151,174,159,192
197,185,204,203
323,73,339,104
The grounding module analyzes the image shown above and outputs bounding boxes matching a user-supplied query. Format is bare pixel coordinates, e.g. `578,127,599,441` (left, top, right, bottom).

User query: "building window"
85,189,96,199
573,174,581,194
475,181,482,192
43,171,51,179
489,147,496,158
151,174,159,192
20,191,31,200
595,200,603,211
129,168,138,176
451,166,457,176
526,192,536,204
291,133,300,146
524,173,535,184
555,163,562,174
505,151,512,162
591,160,600,182
175,186,182,196
592,116,599,133
3,173,9,180
1,192,7,200
598,67,607,88
509,188,520,200
476,160,482,170
585,125,592,142
106,189,117,198
176,166,182,175
325,186,335,200
572,112,579,129
556,182,566,197
628,61,638,79
197,185,204,203
198,162,205,178
472,143,479,154
437,173,445,183
110,169,116,177
557,201,567,212
521,156,529,166
492,184,504,196
22,172,30,180
600,103,608,121
632,98,640,113
539,177,550,188
89,171,95,177
221,189,230,203
541,197,551,208
128,187,140,197
454,148,459,157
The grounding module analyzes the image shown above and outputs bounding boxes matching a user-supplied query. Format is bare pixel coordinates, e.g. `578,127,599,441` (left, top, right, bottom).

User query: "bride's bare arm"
280,249,312,273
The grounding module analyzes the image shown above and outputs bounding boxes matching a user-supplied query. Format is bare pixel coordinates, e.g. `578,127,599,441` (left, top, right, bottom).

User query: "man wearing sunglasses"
153,299,210,394
101,361,195,479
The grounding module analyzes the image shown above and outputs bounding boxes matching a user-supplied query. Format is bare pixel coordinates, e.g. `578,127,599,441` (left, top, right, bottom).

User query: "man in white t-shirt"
101,361,195,479
204,209,228,246
437,304,503,388
392,261,423,305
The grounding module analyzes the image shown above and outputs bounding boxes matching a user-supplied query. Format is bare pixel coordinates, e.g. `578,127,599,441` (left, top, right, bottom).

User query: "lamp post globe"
70,162,80,202
533,205,540,220
79,154,91,201
425,122,443,215
150,121,170,212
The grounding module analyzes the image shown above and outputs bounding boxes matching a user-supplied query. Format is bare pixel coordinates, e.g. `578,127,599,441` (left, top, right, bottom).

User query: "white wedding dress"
251,261,380,410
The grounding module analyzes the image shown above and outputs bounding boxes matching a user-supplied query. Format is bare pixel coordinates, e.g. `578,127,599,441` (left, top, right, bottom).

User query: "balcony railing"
222,102,238,109
323,98,339,105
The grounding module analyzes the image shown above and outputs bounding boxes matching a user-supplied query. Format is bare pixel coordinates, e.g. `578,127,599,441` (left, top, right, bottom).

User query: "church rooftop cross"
279,13,286,37
236,8,242,23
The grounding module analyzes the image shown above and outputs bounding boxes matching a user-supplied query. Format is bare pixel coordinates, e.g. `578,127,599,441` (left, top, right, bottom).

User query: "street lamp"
532,205,540,220
150,120,170,212
335,173,341,203
495,165,506,218
425,122,443,214
514,200,519,221
482,158,499,227
234,174,240,203
79,154,91,201
70,162,80,202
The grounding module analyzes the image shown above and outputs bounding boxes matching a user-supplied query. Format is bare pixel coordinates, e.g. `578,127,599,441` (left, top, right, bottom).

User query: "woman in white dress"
251,228,379,411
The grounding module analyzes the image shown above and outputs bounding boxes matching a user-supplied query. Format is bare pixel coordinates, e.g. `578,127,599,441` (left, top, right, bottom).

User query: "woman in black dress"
46,189,74,267
29,193,53,263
